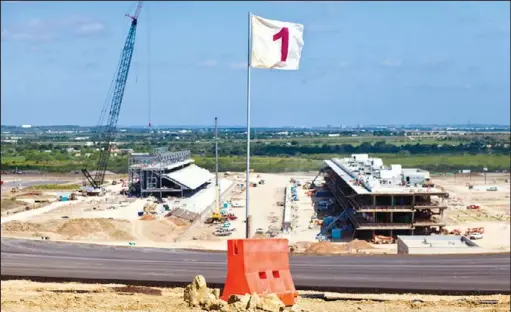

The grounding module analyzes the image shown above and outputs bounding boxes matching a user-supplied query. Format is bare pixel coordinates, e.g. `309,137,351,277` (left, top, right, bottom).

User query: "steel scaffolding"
128,148,192,198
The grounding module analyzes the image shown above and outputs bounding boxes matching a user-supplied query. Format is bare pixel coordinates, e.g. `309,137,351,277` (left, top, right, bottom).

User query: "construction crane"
82,1,143,189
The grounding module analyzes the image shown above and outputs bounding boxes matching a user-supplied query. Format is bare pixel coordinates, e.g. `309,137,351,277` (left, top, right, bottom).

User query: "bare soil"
1,218,135,241
303,240,374,254
1,280,509,312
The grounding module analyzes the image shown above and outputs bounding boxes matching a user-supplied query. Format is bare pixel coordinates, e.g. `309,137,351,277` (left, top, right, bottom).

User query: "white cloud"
197,60,218,67
75,22,105,36
229,62,247,70
2,15,106,43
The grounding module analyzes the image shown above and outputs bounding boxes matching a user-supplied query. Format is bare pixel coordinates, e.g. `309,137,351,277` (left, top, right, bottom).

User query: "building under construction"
128,147,214,198
317,154,449,240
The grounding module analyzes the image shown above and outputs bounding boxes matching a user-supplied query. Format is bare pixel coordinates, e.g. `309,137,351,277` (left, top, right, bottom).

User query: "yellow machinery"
205,116,226,225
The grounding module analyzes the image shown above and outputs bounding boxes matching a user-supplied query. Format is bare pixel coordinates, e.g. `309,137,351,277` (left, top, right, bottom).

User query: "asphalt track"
1,238,510,294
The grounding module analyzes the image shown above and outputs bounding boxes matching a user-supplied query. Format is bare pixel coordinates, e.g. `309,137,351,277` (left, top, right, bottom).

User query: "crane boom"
82,1,143,189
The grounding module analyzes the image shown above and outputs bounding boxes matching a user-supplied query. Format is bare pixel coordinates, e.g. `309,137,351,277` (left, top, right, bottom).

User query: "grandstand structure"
318,154,449,239
128,147,214,198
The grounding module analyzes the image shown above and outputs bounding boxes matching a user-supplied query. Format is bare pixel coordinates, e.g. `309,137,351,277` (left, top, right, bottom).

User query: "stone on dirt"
184,275,288,312
227,294,251,311
255,293,286,312
183,275,220,309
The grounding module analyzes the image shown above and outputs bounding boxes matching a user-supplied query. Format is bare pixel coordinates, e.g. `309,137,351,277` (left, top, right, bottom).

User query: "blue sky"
1,1,510,127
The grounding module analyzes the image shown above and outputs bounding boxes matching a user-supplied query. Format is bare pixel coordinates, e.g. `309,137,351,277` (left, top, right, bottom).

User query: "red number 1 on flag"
273,27,289,62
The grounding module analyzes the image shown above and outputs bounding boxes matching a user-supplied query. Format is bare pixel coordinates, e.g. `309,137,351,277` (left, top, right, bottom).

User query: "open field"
1,280,509,312
3,152,510,174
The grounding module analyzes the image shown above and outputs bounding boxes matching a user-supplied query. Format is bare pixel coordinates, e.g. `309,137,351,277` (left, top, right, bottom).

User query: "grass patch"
30,184,82,190
195,154,510,173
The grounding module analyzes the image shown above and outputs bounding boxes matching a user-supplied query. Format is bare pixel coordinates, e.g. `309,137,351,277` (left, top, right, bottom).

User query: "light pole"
483,167,488,184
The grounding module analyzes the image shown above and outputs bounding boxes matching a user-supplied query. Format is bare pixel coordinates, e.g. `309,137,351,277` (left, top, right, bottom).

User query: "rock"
247,293,261,310
211,288,221,300
256,294,285,312
227,294,251,306
289,304,302,312
205,299,230,312
183,275,216,308
227,294,251,312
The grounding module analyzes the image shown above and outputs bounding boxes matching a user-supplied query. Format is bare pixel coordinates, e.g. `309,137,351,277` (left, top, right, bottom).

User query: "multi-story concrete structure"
318,154,449,239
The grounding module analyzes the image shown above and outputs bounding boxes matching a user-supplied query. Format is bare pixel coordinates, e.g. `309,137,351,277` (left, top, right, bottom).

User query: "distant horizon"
1,123,510,129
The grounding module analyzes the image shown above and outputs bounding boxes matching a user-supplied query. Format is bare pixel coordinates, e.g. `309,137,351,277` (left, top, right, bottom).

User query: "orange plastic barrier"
220,238,298,306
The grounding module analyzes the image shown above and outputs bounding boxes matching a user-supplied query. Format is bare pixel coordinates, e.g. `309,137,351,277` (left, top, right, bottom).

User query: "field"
194,154,510,173
1,280,509,312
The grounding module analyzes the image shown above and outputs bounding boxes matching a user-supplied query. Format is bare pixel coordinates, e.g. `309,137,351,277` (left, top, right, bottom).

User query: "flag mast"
245,12,252,239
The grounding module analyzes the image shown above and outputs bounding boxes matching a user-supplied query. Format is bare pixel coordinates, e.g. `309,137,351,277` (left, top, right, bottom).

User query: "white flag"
250,14,304,70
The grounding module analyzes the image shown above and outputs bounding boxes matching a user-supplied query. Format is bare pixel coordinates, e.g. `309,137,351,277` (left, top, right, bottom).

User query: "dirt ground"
2,172,510,254
1,280,509,312
434,173,511,251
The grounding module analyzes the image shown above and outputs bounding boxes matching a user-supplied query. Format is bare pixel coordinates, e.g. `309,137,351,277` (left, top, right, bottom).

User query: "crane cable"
146,2,152,129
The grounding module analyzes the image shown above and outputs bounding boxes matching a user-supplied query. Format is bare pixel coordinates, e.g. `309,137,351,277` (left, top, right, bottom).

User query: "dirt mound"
167,216,190,227
113,285,162,296
140,215,155,221
2,221,44,232
305,239,374,254
346,239,374,250
192,232,221,241
55,218,134,241
252,234,266,239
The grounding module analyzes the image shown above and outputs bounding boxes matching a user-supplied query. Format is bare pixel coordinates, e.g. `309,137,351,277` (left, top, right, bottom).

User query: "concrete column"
391,195,395,207
390,212,394,223
412,195,416,206
372,196,376,207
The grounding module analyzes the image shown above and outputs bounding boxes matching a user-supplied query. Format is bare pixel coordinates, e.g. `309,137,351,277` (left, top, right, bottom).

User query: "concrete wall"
397,238,409,254
405,247,486,255
397,235,481,255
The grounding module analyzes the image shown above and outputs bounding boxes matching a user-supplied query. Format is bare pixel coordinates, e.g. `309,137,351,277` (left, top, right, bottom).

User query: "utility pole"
215,117,220,214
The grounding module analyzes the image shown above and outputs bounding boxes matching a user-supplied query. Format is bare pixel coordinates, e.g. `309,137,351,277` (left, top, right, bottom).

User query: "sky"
1,1,510,127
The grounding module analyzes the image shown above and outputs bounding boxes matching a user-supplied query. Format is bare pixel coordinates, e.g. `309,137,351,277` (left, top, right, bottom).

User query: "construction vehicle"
469,233,483,240
465,227,485,236
467,204,480,210
81,2,143,191
449,228,462,235
372,235,394,244
214,228,232,236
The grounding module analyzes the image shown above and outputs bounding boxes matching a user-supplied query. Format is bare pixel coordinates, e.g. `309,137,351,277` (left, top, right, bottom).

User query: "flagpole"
245,12,252,239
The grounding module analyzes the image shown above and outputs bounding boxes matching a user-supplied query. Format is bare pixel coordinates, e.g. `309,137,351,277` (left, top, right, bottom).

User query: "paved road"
1,238,509,294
